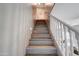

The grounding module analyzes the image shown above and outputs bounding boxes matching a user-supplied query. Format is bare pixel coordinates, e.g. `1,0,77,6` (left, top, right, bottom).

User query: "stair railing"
49,15,79,56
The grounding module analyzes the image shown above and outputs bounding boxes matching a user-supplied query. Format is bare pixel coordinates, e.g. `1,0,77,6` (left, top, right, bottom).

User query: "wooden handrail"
49,3,55,15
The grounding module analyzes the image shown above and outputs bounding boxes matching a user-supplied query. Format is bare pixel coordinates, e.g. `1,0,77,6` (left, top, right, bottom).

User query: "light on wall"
32,3,41,5
32,3,53,6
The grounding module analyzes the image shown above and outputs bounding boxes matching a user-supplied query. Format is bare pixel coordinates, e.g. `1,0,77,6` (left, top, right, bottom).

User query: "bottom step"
26,54,58,56
26,46,57,55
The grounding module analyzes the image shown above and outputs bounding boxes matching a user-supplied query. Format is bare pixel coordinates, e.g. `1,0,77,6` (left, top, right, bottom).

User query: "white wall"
51,3,79,26
0,3,33,56
50,4,79,55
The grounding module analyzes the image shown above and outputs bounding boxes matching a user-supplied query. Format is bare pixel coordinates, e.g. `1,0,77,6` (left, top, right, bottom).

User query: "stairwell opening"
25,20,58,56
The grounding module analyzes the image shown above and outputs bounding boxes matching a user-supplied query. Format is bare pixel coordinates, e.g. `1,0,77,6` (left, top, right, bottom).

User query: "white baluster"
69,30,73,56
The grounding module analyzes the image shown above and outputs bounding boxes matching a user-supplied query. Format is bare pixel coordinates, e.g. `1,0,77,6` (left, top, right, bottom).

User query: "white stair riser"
32,34,50,37
32,35,50,38
33,30,48,34
31,39,53,41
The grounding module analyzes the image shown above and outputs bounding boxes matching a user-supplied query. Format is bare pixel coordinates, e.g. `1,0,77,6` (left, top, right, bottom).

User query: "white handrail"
50,15,79,56
50,15,79,35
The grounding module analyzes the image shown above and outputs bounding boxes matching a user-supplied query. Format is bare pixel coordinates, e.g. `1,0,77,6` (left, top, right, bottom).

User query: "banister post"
75,33,79,55
63,26,68,56
69,30,73,56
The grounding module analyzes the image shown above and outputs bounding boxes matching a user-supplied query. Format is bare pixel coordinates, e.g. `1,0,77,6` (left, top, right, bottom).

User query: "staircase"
26,20,57,56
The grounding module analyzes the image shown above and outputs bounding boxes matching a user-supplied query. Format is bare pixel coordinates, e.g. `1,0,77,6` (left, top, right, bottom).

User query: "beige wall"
35,8,48,20
32,7,49,20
